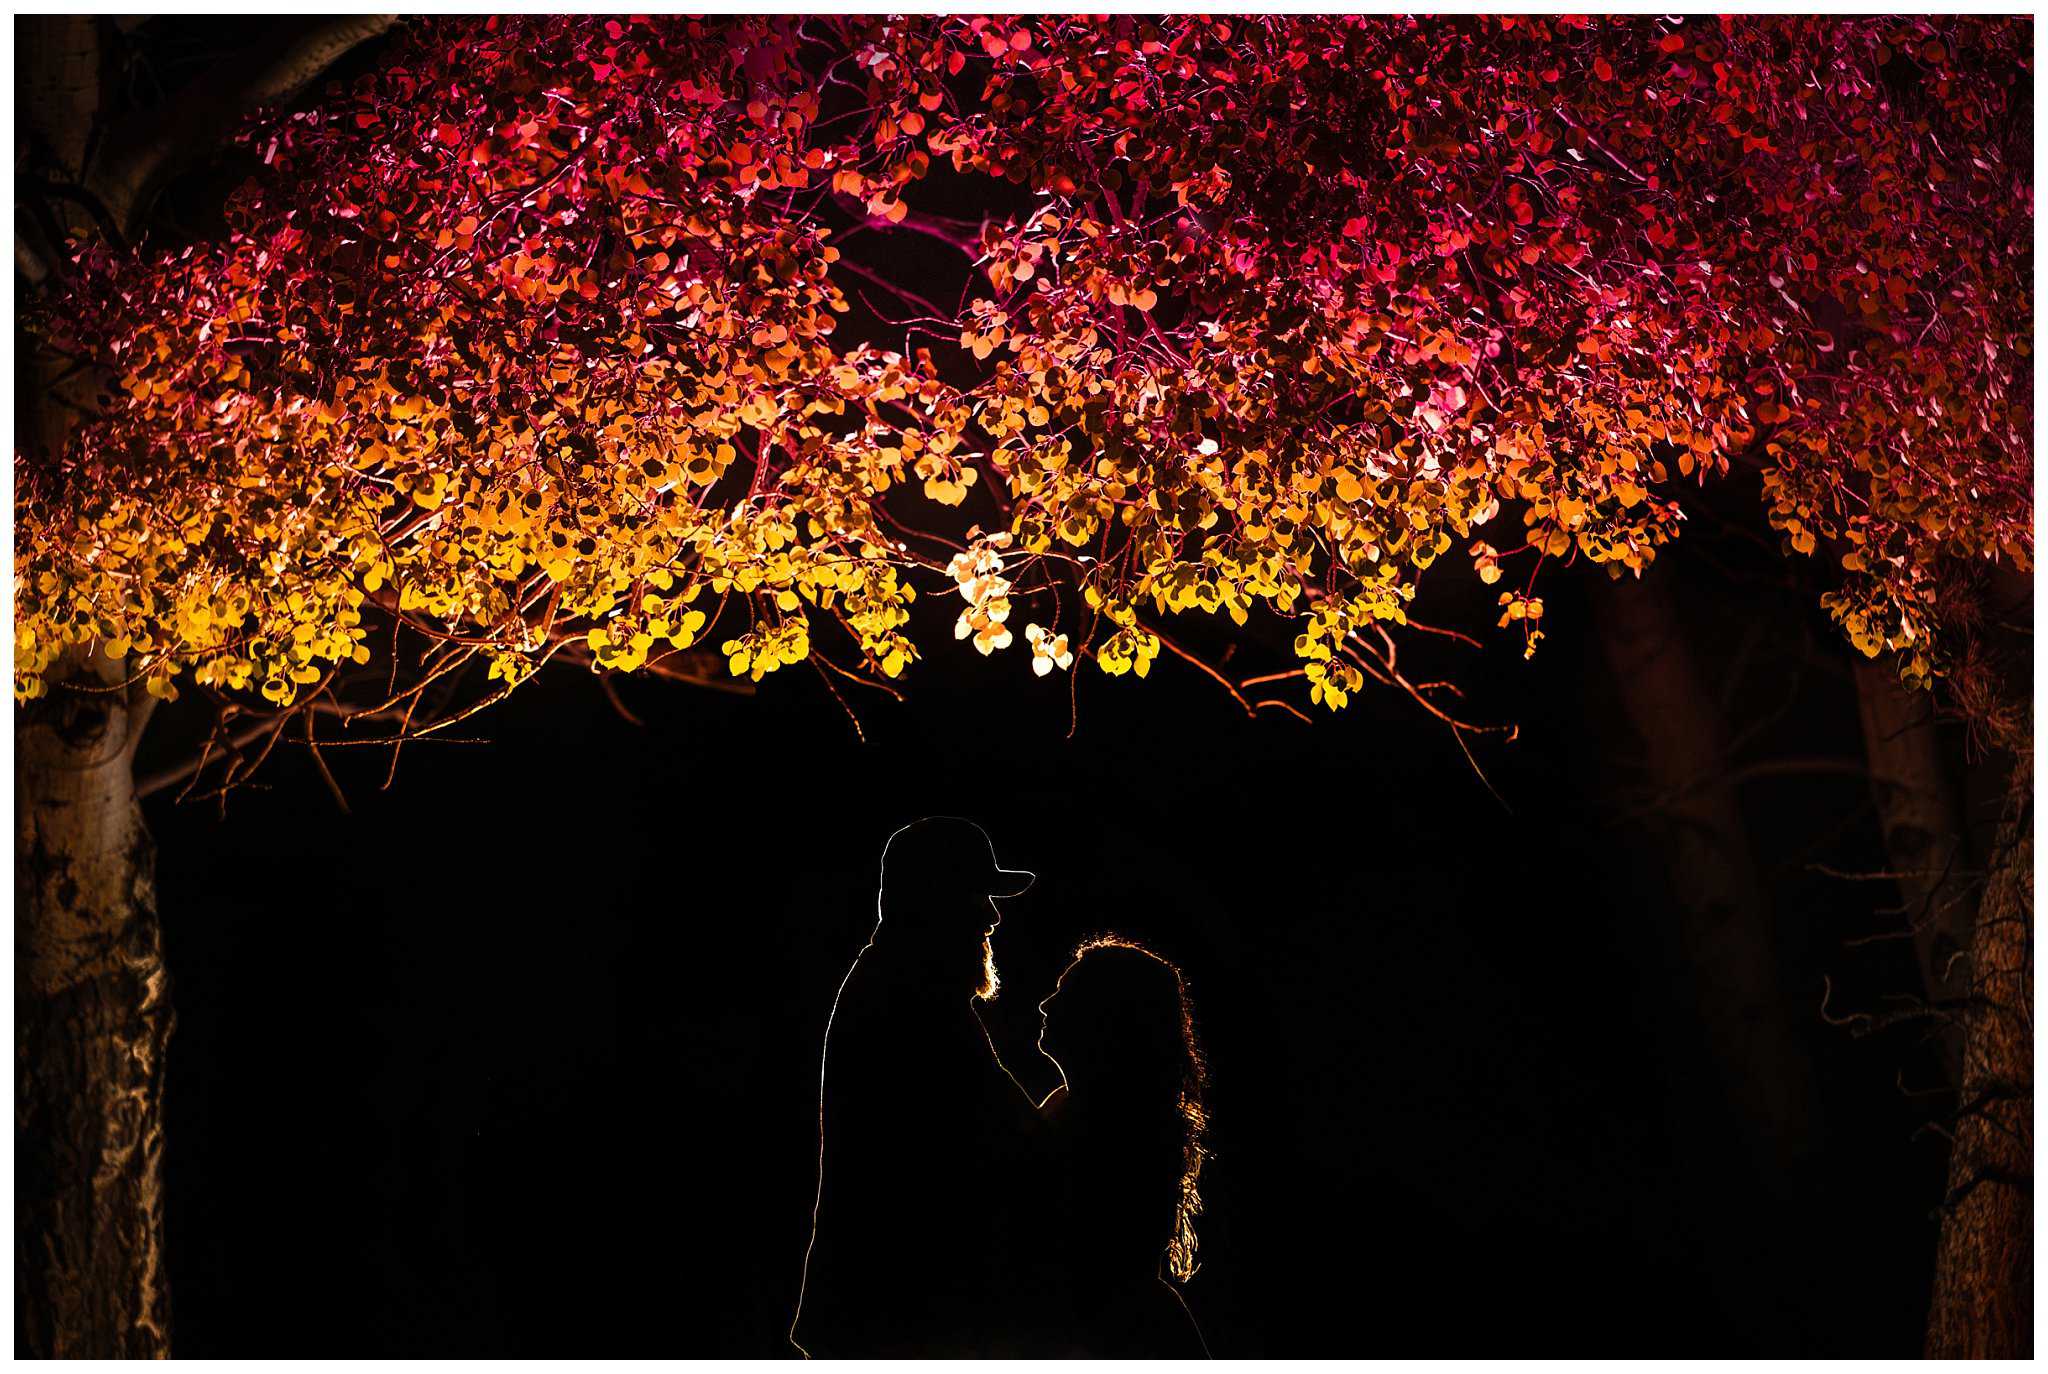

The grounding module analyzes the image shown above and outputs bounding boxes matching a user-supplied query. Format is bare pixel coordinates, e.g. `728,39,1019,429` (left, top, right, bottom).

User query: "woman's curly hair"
1064,934,1212,1283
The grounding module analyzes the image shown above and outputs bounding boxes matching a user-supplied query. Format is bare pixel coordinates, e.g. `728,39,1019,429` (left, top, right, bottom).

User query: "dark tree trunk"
1851,659,1971,1085
1595,567,1821,1169
16,650,173,1359
1924,740,2032,1359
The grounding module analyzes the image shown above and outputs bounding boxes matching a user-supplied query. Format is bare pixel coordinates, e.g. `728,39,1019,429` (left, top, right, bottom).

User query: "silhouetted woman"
1033,937,1212,1358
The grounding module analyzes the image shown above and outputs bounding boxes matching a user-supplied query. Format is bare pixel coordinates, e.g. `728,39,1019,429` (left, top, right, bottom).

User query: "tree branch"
18,16,102,181
91,15,399,235
835,193,983,257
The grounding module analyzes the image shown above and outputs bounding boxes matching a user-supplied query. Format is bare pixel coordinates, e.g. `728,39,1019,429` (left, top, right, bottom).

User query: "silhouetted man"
791,818,1036,1357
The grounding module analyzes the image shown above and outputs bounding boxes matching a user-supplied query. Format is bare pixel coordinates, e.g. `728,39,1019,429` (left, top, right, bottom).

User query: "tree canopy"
17,15,2031,746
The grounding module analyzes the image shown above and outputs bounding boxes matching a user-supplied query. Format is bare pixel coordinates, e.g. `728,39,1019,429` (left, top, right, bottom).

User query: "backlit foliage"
18,17,2031,740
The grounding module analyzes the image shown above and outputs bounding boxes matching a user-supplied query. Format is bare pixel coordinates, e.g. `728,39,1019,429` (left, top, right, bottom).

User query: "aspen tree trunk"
15,28,170,1329
1924,740,2032,1358
1595,569,1820,1168
16,19,395,1353
16,651,174,1358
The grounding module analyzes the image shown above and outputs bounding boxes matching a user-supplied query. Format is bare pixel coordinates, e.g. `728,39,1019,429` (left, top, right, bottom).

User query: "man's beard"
976,933,1000,1001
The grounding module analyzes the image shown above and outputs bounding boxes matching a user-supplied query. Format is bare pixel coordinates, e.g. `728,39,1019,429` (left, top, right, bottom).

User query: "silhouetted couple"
791,818,1211,1358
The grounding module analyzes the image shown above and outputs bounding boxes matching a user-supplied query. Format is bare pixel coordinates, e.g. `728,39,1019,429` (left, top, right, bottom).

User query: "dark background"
141,543,1958,1358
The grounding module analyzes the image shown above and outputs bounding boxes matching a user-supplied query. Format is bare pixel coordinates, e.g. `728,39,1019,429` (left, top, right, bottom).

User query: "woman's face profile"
1038,947,1181,1088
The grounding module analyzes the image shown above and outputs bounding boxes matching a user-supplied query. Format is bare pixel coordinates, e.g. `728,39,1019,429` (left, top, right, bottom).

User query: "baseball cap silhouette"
881,817,1034,898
